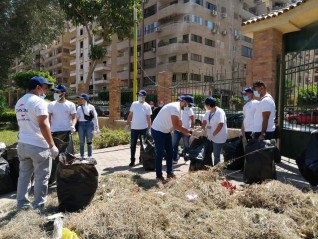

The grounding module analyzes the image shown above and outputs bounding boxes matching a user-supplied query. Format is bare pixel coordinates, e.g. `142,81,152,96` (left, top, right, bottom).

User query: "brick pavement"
0,144,313,212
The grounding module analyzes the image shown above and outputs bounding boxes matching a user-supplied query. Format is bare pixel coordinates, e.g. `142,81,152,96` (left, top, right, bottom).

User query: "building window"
182,53,188,61
183,34,189,43
169,37,177,44
182,73,188,81
144,76,156,86
191,53,202,62
205,20,215,29
190,73,201,81
144,58,156,69
221,6,226,13
234,12,239,19
80,53,83,57
205,38,215,47
204,57,214,65
169,56,177,63
144,22,158,35
192,0,203,6
80,29,83,35
183,15,190,22
144,40,156,52
144,4,157,18
184,0,189,3
206,2,217,11
191,34,202,44
242,36,253,44
191,15,203,25
172,74,177,82
241,46,253,58
80,41,83,48
80,76,83,81
80,64,83,69
204,76,214,82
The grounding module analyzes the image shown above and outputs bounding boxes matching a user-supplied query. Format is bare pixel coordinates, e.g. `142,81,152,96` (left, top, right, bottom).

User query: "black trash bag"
56,153,98,212
0,157,14,195
223,137,245,170
140,134,156,171
244,139,277,184
50,132,73,185
296,132,318,186
1,143,20,189
188,137,209,172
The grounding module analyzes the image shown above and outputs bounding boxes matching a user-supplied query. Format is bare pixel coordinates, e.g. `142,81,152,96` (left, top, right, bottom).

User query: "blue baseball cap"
241,87,253,94
77,93,89,101
29,76,53,88
203,97,216,107
178,95,195,107
52,84,67,93
137,90,147,96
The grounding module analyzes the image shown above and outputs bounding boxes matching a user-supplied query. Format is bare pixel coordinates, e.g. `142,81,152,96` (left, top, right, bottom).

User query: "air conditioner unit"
211,28,217,34
234,35,240,40
222,30,227,35
152,47,156,53
221,13,227,18
137,51,141,57
210,10,217,16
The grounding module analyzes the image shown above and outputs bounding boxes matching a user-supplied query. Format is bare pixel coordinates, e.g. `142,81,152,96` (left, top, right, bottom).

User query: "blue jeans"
172,130,190,161
130,128,147,162
253,131,275,140
205,140,224,166
78,121,94,157
151,128,173,178
17,142,52,209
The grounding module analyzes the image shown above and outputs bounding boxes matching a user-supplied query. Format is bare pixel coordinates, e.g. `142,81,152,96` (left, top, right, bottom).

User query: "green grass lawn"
0,130,19,146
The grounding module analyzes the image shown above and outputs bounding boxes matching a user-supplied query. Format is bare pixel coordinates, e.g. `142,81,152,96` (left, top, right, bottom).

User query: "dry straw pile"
0,169,318,239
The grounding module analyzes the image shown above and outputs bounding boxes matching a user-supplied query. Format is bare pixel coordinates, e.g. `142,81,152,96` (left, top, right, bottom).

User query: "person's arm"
190,115,195,128
48,113,53,125
259,111,270,139
38,115,55,148
147,114,151,129
171,115,190,136
212,123,224,137
126,111,133,126
71,113,76,126
201,120,207,130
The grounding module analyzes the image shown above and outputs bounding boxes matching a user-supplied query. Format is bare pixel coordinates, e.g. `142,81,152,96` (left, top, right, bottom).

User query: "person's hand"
239,131,243,138
50,146,59,159
70,125,76,134
258,134,265,140
124,125,130,132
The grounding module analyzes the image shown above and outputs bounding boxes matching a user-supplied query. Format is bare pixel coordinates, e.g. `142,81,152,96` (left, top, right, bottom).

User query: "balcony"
157,61,189,73
117,39,130,51
70,49,76,56
117,54,129,65
157,42,189,56
95,63,111,72
70,36,76,44
70,70,76,77
240,7,257,20
158,2,190,21
70,59,76,66
157,21,190,38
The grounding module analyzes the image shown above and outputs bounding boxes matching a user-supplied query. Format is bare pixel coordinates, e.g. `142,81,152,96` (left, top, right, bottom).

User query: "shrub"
0,109,17,123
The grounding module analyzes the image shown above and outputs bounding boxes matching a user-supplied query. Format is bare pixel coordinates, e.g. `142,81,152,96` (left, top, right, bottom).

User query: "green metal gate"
280,22,318,159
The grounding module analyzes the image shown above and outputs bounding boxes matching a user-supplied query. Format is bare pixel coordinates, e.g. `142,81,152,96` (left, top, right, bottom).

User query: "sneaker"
156,176,165,182
129,161,135,167
167,173,177,179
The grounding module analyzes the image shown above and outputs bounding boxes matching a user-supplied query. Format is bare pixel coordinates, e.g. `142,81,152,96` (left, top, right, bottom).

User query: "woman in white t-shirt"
241,87,259,140
202,97,227,166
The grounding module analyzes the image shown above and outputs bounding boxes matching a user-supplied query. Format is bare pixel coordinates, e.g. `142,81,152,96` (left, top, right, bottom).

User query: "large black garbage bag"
0,157,14,195
50,132,73,185
56,153,98,212
223,137,245,170
296,132,318,186
1,143,20,189
244,139,277,184
188,137,209,172
140,134,156,171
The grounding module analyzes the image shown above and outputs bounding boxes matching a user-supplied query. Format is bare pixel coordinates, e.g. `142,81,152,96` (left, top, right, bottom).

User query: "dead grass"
0,170,318,239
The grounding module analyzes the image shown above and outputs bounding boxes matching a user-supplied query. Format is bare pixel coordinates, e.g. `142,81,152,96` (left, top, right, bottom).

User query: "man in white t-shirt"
151,95,194,181
202,97,227,166
172,108,195,163
125,90,152,167
252,80,276,140
241,87,259,140
15,76,59,210
48,84,77,183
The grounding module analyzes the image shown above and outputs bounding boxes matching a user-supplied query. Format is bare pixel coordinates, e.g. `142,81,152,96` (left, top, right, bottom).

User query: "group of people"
126,80,276,182
15,76,100,210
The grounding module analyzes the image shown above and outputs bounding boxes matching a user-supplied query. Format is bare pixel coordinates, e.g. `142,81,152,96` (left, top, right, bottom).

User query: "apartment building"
9,0,295,101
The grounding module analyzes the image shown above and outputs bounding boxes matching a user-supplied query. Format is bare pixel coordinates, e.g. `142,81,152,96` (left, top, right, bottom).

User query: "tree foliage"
58,0,142,92
13,71,56,91
297,85,318,106
0,0,65,87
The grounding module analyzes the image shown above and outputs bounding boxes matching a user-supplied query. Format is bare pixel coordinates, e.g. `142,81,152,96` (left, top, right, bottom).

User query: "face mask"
243,95,249,101
184,105,190,111
205,105,209,110
137,96,143,102
54,93,63,101
159,104,163,107
253,90,260,97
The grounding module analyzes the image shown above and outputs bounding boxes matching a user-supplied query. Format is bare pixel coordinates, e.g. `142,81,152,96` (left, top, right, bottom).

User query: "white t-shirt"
76,103,99,128
15,93,50,148
253,94,276,132
203,107,227,143
243,99,259,132
180,108,194,130
129,101,152,130
152,102,181,133
48,100,76,132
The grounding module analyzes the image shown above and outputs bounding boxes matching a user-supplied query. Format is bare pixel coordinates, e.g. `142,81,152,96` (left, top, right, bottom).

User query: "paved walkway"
0,144,312,211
